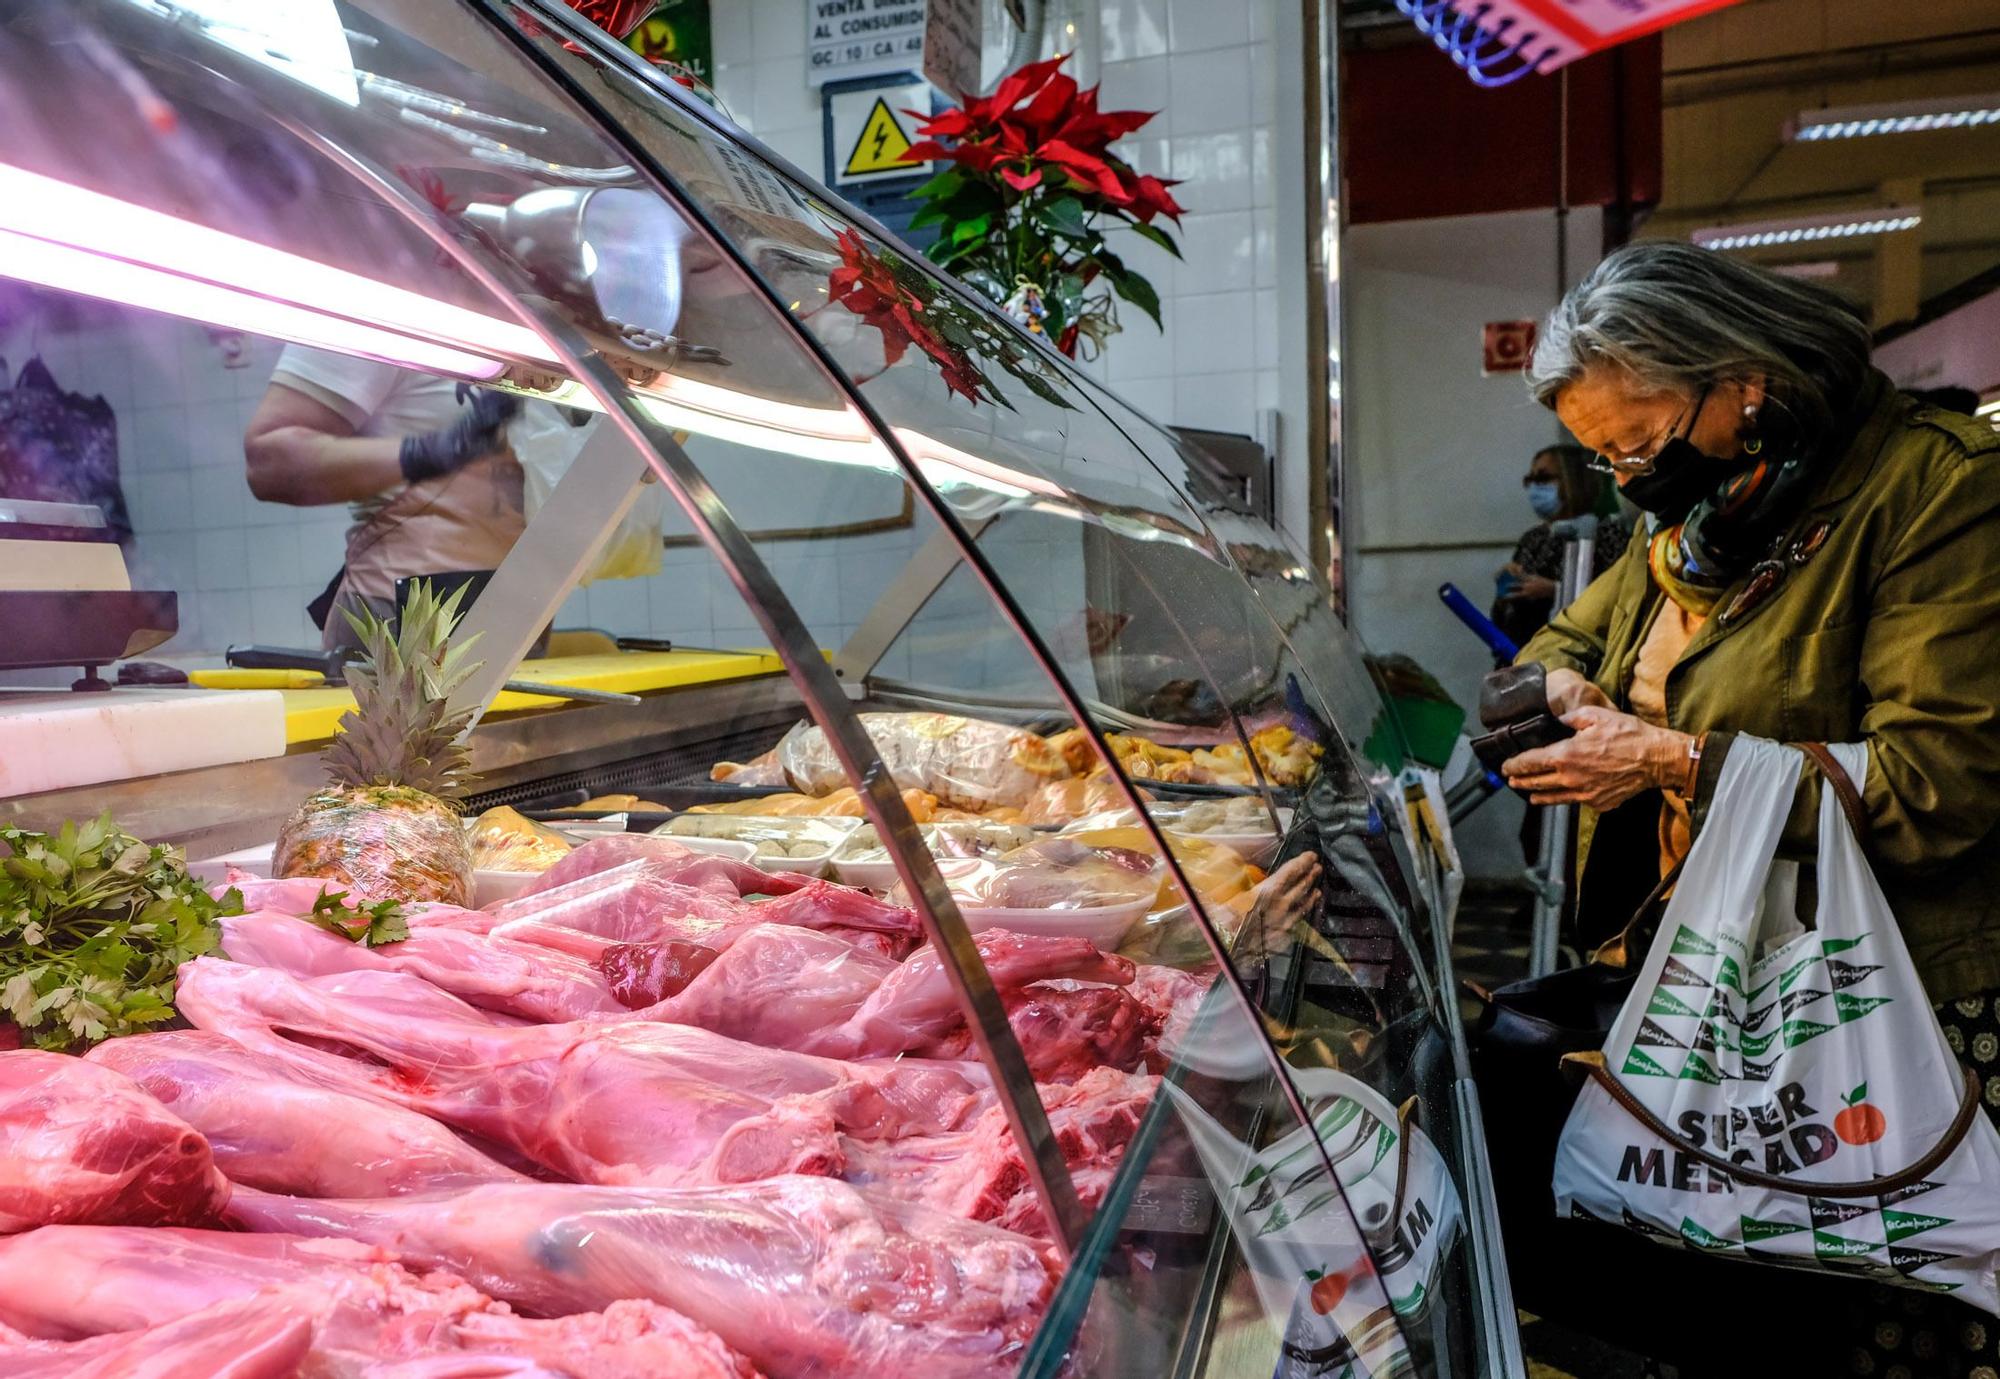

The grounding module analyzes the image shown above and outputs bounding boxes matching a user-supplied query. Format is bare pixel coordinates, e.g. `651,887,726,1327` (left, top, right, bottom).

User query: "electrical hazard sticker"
825,80,933,187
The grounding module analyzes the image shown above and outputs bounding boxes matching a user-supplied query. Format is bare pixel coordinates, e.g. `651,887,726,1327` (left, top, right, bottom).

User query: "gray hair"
1526,240,1872,446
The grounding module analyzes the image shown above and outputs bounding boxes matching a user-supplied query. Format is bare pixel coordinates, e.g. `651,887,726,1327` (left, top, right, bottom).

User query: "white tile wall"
0,301,346,662
712,0,1282,445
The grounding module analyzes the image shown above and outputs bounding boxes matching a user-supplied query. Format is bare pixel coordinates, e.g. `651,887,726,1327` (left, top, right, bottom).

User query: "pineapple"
274,581,484,906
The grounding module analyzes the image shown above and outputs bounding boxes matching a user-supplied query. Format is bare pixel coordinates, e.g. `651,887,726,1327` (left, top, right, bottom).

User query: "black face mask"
1618,436,1731,518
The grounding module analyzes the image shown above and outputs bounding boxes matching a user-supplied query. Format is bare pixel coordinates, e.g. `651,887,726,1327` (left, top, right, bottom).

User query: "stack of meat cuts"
0,834,1218,1379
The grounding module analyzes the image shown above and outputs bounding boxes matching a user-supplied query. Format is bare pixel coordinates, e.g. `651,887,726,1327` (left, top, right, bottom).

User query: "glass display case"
0,2,1520,1376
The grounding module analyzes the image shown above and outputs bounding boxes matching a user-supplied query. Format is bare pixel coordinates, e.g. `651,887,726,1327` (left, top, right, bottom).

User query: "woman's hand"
1503,705,1691,812
1543,667,1612,716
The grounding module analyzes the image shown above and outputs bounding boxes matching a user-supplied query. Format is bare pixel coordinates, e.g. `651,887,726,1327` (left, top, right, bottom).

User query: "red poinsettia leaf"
1133,173,1185,222
987,52,1069,116
902,139,957,165
912,108,973,139
1041,140,1128,202
566,0,654,39
995,123,1031,156
1018,73,1079,136
1000,165,1045,192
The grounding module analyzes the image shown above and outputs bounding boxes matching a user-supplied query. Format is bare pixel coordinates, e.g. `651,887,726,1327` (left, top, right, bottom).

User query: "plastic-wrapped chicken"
763,713,1071,812
468,806,573,872
898,837,1164,913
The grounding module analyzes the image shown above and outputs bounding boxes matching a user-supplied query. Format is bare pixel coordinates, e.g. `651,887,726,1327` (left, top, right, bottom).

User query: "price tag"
1124,1176,1214,1235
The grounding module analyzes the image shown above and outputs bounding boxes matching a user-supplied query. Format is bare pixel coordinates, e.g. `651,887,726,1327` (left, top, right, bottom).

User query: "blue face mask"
1526,480,1563,520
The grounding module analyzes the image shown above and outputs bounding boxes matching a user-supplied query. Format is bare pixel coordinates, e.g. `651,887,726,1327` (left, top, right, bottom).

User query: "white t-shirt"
270,345,464,440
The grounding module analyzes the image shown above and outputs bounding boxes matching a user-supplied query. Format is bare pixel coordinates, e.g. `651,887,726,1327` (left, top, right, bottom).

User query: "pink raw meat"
842,1066,1155,1235
0,1226,759,1379
1129,964,1217,1066
520,835,811,899
917,984,1148,1083
487,860,918,952
617,925,1144,1080
0,1050,230,1233
86,1031,526,1197
0,1295,312,1379
227,1177,1054,1379
176,959,989,1189
221,910,624,1023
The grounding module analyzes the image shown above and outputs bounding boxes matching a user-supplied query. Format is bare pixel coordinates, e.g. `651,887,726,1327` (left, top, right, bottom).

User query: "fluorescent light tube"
1787,94,2000,142
0,228,506,378
1691,206,1921,253
0,162,552,364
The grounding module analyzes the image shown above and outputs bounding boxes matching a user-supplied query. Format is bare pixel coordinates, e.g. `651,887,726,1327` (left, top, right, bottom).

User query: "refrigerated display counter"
0,3,1519,1375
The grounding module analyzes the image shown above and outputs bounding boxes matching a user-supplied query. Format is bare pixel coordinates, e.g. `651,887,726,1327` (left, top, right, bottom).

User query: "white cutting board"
0,688,287,798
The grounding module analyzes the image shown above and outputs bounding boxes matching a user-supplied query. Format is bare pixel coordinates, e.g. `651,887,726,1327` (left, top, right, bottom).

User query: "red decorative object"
1481,319,1538,375
903,54,1182,360
828,229,986,404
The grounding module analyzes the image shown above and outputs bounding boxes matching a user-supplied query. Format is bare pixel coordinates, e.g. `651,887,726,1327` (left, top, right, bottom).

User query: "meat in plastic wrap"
468,806,572,872
0,1051,231,1234
763,714,1070,812
898,837,1164,913
1063,826,1265,915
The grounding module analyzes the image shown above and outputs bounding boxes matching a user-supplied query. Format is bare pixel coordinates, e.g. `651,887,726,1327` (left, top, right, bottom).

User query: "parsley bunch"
307,890,409,948
0,814,241,1052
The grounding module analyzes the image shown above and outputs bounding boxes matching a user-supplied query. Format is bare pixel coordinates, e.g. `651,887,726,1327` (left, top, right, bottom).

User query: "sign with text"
826,80,932,187
1475,0,1747,73
624,0,712,82
921,0,981,99
808,0,926,86
1481,319,1537,375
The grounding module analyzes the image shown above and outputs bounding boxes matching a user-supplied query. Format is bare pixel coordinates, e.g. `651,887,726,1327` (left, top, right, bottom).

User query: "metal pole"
1527,522,1594,976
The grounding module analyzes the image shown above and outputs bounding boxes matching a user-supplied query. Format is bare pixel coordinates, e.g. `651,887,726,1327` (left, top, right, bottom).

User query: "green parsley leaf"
307,889,409,948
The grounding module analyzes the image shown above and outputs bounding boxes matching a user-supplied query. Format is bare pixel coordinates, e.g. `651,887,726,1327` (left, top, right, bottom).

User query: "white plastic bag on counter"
1169,1067,1464,1378
510,404,665,584
770,712,1070,811
1554,738,2000,1315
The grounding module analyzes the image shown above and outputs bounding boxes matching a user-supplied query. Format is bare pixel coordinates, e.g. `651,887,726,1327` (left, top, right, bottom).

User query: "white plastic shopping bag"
510,406,666,584
1170,1066,1464,1377
1554,738,2000,1314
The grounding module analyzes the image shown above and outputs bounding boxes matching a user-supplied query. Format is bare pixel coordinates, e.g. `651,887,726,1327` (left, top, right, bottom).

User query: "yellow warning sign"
842,98,918,179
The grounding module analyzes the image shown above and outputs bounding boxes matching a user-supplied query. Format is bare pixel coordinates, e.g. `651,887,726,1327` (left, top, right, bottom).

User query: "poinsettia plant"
904,54,1183,360
822,228,1072,410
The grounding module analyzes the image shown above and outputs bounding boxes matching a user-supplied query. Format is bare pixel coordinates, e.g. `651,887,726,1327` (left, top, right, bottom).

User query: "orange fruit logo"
1834,1082,1887,1146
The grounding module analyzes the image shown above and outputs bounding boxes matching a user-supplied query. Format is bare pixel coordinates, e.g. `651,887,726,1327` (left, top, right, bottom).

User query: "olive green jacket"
1521,372,2000,1002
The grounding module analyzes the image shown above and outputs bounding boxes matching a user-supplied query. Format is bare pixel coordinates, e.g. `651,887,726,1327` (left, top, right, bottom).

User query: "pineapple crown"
323,580,484,800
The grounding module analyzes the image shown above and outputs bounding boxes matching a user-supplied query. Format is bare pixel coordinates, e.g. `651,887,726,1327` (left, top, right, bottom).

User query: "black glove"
398,389,521,483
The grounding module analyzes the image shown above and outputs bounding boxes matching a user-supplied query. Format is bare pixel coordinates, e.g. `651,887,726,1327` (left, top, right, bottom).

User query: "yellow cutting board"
276,648,785,745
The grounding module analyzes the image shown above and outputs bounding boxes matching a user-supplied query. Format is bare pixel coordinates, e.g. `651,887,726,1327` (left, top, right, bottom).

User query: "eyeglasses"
1587,385,1711,476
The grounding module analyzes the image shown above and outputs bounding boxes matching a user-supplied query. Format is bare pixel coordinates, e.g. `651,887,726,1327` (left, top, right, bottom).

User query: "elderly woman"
1506,240,2000,1375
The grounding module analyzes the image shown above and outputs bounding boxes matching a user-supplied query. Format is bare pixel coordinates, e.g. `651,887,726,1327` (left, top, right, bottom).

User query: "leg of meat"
618,922,896,1028
488,861,917,951
175,959,988,1188
520,835,811,899
0,1050,230,1234
913,984,1149,1084
221,911,624,1024
0,1295,312,1379
226,1177,1054,1379
0,1226,759,1379
85,1031,527,1197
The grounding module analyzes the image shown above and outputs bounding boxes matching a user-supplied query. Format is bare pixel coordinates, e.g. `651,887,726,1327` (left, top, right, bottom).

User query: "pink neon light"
0,162,552,364
0,228,506,378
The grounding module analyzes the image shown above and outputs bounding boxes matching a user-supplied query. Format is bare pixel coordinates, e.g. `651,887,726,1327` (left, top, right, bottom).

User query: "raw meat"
828,930,1134,1058
0,1050,230,1233
0,1294,312,1379
86,1031,527,1197
221,910,624,1024
842,1067,1156,1236
175,959,988,1189
226,1176,1055,1379
606,924,1142,1081
0,1226,759,1379
917,984,1148,1084
519,835,810,899
1129,964,1217,1066
487,860,918,953
597,937,721,1006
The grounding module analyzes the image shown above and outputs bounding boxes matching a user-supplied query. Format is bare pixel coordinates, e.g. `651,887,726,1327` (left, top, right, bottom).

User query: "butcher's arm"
243,383,403,506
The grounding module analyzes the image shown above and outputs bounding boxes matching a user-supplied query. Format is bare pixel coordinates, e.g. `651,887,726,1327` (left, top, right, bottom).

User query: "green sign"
626,0,711,83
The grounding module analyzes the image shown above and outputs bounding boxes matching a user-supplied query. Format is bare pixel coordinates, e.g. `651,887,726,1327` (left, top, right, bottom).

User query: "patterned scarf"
1647,443,1817,617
